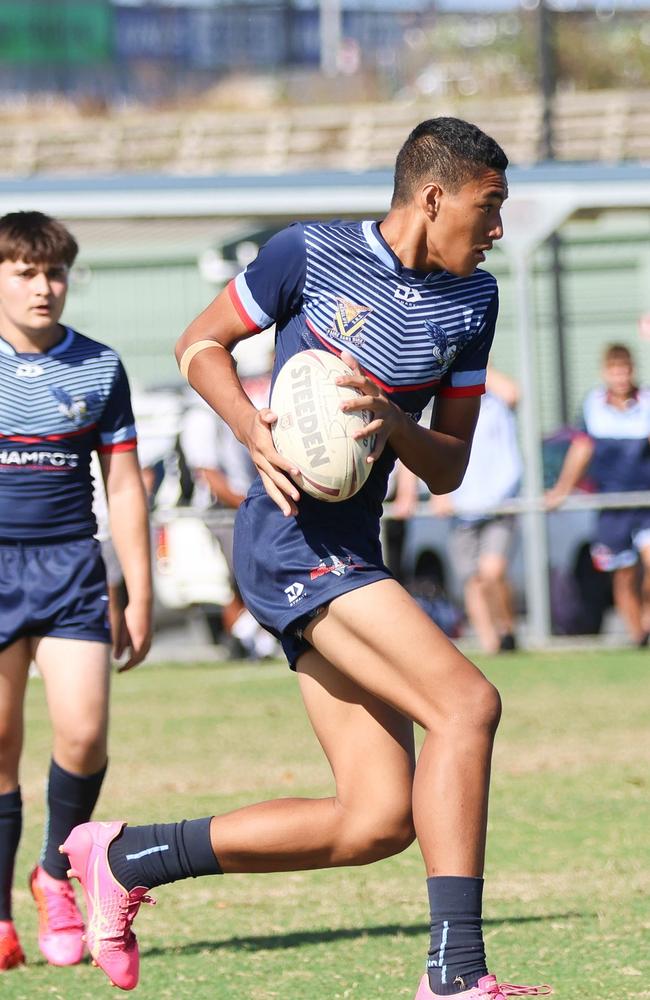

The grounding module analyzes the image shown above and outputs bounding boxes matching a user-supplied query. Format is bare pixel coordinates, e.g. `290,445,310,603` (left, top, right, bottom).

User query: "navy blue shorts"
0,537,111,651
591,508,650,572
234,486,391,669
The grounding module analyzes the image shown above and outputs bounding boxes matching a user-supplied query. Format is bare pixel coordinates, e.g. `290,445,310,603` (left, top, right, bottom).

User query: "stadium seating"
1,89,648,177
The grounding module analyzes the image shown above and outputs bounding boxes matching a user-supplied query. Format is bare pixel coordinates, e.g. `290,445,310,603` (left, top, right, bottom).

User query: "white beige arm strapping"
179,339,225,380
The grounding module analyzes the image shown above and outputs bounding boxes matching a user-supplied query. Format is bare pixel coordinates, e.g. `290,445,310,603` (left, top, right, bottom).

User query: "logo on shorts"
309,554,354,580
328,297,372,347
284,581,306,605
590,543,616,573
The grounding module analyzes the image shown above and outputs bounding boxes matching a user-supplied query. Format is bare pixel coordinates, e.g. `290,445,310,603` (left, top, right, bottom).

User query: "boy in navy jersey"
0,212,152,972
64,120,551,999
547,342,650,645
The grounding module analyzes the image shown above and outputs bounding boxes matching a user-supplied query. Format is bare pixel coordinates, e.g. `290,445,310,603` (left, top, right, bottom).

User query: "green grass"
6,650,650,998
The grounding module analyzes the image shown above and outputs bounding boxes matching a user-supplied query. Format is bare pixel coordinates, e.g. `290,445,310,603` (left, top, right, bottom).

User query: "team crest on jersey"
50,387,101,424
329,297,372,347
425,321,459,375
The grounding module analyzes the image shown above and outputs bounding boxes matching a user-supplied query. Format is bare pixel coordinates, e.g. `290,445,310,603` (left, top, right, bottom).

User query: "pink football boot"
60,821,155,991
30,865,84,966
0,920,25,971
415,973,553,999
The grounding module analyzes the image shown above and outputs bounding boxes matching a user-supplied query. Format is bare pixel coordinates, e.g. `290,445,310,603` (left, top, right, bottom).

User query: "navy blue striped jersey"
229,220,499,511
578,386,650,492
0,326,137,541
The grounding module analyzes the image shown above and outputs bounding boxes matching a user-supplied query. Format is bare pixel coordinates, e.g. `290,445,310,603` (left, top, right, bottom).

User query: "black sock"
0,788,22,921
108,818,222,891
427,876,487,995
43,759,107,880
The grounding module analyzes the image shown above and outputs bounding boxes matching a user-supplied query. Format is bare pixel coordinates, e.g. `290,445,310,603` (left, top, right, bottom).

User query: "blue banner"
114,8,192,60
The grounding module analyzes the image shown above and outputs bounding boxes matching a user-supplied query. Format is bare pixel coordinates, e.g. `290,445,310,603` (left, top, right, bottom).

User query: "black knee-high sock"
108,818,222,891
427,876,487,995
43,759,107,880
0,788,22,921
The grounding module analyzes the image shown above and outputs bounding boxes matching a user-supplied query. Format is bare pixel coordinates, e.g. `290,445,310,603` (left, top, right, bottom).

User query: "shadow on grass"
142,911,587,958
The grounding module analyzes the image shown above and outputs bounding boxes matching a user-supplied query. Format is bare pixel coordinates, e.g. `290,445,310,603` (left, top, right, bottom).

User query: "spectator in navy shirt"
547,343,650,646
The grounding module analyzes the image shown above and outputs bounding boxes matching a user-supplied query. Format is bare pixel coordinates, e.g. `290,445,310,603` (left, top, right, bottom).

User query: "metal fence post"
513,249,552,646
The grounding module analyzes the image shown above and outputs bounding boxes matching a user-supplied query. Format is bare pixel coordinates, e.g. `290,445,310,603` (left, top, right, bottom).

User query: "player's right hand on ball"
337,350,395,463
244,407,302,517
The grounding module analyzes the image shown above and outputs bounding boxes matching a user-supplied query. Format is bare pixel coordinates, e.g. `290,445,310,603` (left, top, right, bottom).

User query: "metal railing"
153,490,650,644
384,490,650,519
153,489,650,527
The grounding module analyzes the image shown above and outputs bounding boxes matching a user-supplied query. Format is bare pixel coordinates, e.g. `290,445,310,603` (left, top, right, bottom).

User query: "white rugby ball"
270,349,375,502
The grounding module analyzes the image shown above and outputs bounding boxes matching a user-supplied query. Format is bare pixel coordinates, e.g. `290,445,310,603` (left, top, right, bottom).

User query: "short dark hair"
392,117,508,206
603,343,633,366
0,211,78,267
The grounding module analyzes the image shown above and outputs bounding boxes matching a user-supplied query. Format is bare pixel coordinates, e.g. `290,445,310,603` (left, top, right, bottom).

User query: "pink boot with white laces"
415,973,553,999
60,821,155,991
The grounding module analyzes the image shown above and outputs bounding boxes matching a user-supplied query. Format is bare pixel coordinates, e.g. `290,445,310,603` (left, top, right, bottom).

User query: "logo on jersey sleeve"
50,387,102,425
425,321,461,375
328,297,373,347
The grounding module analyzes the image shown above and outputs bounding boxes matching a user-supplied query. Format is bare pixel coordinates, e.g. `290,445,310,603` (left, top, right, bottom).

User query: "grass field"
6,649,650,999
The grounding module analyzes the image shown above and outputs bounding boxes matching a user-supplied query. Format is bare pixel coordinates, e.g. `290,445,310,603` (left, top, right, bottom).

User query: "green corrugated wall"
64,259,209,390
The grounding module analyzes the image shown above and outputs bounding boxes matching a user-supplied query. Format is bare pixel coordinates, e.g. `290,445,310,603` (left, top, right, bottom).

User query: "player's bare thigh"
297,647,416,858
32,636,111,774
298,646,416,796
303,577,499,731
0,638,31,790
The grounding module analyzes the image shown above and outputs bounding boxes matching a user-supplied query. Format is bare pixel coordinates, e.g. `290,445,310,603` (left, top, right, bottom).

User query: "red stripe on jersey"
0,423,98,443
308,325,440,394
0,465,74,472
227,280,262,333
438,384,486,398
0,465,73,472
97,439,137,454
367,371,441,394
306,324,341,357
